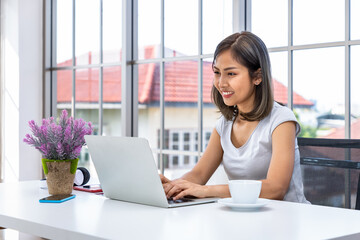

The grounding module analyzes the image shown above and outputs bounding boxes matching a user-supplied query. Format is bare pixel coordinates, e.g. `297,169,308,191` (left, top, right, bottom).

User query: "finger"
167,185,182,199
159,174,166,183
164,183,180,196
173,189,189,201
164,180,186,191
159,174,170,183
163,183,173,195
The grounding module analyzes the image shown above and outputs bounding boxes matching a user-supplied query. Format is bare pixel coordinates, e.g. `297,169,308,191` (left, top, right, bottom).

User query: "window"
48,0,234,176
158,129,203,169
252,0,360,209
183,132,190,151
136,0,232,176
46,1,360,183
171,133,179,150
252,0,359,140
351,45,360,139
46,0,123,175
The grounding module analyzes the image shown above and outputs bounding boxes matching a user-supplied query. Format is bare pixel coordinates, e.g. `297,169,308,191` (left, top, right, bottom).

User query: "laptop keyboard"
167,197,194,204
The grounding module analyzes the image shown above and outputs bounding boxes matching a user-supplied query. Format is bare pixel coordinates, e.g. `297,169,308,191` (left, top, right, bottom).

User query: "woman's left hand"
163,179,208,200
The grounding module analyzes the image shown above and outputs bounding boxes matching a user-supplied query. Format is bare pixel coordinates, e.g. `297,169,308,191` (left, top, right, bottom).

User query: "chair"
297,137,360,210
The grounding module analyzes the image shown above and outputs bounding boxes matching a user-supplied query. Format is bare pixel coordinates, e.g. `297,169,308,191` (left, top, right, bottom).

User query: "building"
57,46,314,169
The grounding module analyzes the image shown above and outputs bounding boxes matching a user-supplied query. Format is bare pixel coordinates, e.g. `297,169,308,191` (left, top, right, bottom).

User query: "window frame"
44,0,250,174
45,0,360,187
45,0,360,211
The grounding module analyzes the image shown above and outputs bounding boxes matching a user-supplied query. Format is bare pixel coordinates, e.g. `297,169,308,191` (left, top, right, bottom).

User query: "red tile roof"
273,80,314,106
322,119,360,139
57,46,313,107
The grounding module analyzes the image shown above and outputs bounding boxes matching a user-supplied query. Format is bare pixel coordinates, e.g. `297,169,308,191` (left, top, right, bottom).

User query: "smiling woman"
211,32,273,122
162,31,310,204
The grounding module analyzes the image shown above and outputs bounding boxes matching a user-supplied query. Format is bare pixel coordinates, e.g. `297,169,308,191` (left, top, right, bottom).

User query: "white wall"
138,106,220,149
1,0,43,181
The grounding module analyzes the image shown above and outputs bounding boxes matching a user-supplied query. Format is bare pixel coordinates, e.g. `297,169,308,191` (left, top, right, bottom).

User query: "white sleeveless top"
215,102,309,203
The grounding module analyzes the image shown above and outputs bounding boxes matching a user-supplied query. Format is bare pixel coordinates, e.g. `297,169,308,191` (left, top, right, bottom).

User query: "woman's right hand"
160,174,182,198
159,174,171,184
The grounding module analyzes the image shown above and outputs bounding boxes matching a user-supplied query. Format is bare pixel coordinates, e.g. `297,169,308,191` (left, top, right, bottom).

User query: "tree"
293,110,317,138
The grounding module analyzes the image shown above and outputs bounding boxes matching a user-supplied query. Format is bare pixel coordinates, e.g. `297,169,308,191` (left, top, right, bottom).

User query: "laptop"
85,135,218,208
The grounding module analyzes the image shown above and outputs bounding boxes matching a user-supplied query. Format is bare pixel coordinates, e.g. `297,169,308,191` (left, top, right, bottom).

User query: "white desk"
1,181,360,240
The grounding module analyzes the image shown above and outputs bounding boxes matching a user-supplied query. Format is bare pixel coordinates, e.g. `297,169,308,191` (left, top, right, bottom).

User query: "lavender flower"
24,110,93,160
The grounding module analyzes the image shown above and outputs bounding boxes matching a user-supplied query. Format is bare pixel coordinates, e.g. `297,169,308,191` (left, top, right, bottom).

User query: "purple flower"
23,109,93,160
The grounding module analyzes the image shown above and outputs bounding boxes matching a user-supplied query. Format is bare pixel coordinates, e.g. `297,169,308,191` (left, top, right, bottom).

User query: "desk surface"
1,181,360,240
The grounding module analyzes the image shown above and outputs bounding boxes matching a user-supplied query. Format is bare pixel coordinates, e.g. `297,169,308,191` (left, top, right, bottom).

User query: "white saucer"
218,198,269,210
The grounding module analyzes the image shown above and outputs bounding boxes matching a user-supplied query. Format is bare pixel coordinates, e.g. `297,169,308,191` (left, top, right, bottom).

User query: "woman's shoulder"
217,114,234,124
268,102,300,135
215,115,233,135
271,102,296,119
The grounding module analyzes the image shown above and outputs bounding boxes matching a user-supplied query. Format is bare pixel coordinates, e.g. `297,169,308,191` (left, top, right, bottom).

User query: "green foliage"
293,110,318,138
298,125,317,138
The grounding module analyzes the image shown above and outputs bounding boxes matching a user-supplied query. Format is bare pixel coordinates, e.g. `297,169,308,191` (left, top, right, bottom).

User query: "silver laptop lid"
85,135,169,208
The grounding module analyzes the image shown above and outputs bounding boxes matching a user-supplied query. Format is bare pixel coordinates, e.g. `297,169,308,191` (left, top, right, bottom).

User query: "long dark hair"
211,31,274,121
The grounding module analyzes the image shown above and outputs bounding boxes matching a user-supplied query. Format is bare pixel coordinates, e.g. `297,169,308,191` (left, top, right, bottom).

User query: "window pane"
270,52,289,105
184,132,190,141
203,0,233,54
75,68,99,134
172,133,179,142
293,0,344,45
56,69,98,177
351,0,360,40
138,0,161,60
103,66,122,136
72,68,99,175
103,0,122,64
203,58,219,151
164,153,187,179
138,63,161,169
164,61,198,173
56,69,72,115
164,60,198,149
351,46,360,139
163,153,197,179
204,131,211,149
138,63,160,152
75,0,100,65
164,0,198,57
184,156,190,164
293,47,345,138
56,0,72,66
252,0,287,48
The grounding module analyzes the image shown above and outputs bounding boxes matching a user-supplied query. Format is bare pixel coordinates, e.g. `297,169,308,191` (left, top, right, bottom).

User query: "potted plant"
24,110,93,195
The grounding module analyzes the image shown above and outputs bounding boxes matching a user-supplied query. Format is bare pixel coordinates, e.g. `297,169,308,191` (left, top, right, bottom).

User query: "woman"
161,31,309,203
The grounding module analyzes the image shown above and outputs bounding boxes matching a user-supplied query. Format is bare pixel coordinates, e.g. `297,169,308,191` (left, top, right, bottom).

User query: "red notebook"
73,184,103,193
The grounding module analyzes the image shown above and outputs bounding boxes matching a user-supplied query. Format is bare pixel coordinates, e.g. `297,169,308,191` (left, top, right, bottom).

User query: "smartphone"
73,184,102,193
39,194,76,203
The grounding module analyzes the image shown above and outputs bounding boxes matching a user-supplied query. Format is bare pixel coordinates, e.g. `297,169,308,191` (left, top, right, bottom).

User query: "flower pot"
42,158,79,195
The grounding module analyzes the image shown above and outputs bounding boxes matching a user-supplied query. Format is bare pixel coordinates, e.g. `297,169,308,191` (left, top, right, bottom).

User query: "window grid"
45,1,360,186
45,0,246,174
256,0,359,209
160,129,212,168
263,0,360,141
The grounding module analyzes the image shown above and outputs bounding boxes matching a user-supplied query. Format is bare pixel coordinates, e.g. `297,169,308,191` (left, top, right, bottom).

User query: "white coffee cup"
229,180,262,204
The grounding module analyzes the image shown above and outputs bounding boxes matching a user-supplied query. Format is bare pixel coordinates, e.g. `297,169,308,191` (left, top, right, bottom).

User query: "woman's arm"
164,121,297,201
181,128,224,184
259,121,296,200
163,128,231,199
